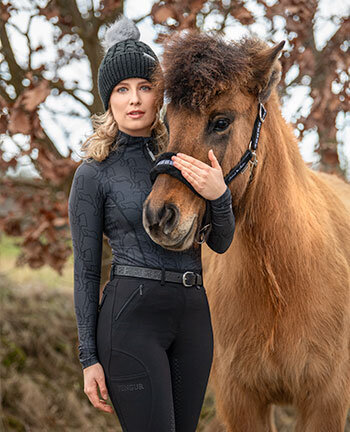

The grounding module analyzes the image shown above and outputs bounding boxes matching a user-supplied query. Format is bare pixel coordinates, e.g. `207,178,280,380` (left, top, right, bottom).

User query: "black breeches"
96,274,214,432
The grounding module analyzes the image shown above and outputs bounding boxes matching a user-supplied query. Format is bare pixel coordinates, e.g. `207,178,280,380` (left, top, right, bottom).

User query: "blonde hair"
81,103,168,163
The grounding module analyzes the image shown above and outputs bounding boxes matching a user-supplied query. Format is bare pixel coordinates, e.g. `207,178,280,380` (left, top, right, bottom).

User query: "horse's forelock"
160,32,265,111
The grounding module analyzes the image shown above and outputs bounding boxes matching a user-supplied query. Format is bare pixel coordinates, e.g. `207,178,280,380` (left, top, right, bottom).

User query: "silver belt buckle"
182,271,195,287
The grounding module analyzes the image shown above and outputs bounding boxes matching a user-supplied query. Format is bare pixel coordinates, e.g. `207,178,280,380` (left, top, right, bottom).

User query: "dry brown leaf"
0,114,8,133
231,6,254,25
7,108,31,135
152,4,177,24
22,81,51,112
188,0,206,13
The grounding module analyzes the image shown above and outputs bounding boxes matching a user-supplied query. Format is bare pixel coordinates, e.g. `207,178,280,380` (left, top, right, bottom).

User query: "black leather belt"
111,264,202,287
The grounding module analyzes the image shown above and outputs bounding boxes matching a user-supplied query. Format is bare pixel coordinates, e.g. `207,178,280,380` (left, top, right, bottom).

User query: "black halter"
149,103,267,244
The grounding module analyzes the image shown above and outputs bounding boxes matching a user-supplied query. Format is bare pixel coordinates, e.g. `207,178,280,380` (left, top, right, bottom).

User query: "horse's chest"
216,318,338,404
225,341,295,402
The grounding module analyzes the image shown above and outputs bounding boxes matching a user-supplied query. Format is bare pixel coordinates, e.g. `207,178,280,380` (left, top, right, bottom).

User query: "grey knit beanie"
98,15,159,111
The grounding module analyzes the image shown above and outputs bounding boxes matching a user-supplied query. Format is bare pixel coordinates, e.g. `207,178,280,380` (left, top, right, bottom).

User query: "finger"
94,397,114,413
87,392,114,413
97,375,109,400
172,157,209,176
95,376,114,412
86,380,111,412
85,380,100,407
98,400,114,413
181,167,201,182
174,153,210,170
209,149,220,169
182,169,201,188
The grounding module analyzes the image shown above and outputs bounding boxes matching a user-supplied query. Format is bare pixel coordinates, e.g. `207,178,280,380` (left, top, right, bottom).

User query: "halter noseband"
149,102,267,244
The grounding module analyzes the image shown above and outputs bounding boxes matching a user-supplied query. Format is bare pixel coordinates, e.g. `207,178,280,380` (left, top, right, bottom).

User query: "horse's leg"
295,391,349,432
216,385,273,432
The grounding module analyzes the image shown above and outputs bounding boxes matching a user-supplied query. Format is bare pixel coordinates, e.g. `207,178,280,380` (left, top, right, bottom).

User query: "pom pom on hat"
101,15,140,53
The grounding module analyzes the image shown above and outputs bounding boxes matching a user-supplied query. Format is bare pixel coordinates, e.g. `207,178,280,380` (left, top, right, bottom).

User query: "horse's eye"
213,118,231,132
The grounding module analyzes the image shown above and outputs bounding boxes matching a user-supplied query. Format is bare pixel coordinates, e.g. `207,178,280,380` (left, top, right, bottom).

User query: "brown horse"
143,31,350,432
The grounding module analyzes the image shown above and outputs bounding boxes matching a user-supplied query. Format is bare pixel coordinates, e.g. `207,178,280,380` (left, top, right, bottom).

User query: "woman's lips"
127,111,145,119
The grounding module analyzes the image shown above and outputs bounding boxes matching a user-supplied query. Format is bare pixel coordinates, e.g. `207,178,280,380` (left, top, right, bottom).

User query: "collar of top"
116,129,157,152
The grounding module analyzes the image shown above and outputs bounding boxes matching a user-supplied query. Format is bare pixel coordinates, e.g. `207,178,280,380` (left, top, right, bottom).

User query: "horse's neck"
231,99,319,309
239,94,314,258
244,95,309,214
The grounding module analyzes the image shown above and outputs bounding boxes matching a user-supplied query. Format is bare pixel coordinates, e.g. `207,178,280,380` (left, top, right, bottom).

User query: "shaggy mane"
160,31,268,111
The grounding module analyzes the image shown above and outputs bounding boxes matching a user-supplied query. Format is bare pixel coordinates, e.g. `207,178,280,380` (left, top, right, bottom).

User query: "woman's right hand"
83,362,114,413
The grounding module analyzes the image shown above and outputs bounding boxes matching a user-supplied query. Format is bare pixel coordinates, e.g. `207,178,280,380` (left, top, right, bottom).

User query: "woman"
68,15,235,432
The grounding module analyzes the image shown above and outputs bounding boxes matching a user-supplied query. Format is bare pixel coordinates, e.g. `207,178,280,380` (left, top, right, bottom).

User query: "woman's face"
109,77,157,136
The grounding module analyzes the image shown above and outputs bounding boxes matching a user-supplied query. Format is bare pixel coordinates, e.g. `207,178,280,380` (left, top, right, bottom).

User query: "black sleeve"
205,185,235,254
68,162,104,370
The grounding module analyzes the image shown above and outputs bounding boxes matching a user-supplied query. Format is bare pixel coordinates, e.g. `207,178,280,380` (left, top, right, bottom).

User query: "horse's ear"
252,40,285,103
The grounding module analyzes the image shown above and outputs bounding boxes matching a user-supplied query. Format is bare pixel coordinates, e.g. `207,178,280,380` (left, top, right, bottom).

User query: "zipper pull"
145,142,156,162
139,284,144,295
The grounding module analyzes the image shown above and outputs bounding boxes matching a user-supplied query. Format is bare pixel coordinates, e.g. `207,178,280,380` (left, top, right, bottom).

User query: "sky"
1,0,349,178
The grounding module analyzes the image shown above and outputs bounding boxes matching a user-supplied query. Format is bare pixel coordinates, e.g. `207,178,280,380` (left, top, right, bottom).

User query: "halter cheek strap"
224,102,266,183
149,103,267,244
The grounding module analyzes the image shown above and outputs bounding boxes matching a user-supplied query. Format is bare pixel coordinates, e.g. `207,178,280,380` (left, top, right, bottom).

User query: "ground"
1,234,349,431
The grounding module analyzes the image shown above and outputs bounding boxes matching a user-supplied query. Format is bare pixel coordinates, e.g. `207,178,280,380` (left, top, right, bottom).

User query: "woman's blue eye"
115,85,151,93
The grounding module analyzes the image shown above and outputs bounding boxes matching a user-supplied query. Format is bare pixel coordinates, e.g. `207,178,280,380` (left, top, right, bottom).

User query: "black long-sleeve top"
68,130,235,369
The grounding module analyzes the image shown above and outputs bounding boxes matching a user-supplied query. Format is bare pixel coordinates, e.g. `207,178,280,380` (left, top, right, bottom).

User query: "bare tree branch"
0,21,24,96
0,84,13,104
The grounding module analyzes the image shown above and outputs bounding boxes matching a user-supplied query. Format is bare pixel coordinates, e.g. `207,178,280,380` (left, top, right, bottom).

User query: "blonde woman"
68,15,235,432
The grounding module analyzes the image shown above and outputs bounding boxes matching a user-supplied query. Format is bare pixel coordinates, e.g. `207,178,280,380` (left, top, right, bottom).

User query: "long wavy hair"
81,92,168,163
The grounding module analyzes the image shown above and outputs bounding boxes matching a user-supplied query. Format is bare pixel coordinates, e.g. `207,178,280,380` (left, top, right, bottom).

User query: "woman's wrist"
81,355,99,370
209,185,230,205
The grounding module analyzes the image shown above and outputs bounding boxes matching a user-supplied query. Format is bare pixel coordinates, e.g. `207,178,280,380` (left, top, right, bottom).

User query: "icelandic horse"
143,31,350,431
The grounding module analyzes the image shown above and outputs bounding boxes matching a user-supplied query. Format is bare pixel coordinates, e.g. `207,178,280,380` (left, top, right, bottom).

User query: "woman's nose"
130,90,141,105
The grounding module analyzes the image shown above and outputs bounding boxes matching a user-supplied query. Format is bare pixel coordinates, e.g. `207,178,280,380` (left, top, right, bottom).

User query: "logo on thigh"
117,383,145,392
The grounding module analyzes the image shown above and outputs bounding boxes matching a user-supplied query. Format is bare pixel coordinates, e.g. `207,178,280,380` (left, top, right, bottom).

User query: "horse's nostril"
144,200,154,225
144,201,179,235
160,203,179,235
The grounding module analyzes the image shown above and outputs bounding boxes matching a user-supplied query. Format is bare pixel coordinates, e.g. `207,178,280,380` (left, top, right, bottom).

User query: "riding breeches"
96,274,214,432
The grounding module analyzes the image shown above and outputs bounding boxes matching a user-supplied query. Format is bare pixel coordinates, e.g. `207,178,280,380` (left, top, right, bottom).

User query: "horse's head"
143,32,284,251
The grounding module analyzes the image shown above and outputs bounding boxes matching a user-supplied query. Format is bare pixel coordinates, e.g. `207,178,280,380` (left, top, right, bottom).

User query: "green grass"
0,233,74,293
0,233,22,257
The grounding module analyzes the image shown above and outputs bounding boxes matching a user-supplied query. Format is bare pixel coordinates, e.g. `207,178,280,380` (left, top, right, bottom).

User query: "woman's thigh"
106,345,176,431
96,276,184,431
167,284,214,432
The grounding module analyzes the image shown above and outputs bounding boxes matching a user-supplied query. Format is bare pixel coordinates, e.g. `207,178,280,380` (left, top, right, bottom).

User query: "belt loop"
195,273,200,289
109,263,114,280
161,265,166,286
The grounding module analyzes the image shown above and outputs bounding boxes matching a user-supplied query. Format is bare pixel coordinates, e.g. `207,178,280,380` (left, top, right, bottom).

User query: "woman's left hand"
171,149,227,200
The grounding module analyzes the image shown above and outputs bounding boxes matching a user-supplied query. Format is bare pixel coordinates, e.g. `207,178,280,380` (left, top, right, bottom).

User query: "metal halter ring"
250,150,258,168
259,102,267,122
196,223,211,244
